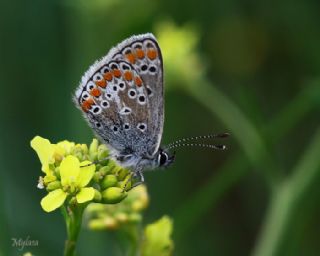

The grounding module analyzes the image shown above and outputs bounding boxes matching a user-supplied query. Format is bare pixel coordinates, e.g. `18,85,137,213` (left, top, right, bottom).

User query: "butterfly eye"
101,66,109,74
86,81,95,91
128,89,137,99
158,151,169,167
93,73,103,81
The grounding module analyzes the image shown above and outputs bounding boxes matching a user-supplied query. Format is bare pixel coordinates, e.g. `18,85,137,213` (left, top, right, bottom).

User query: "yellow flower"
31,136,57,184
141,216,174,256
156,21,202,87
30,136,55,174
40,155,96,212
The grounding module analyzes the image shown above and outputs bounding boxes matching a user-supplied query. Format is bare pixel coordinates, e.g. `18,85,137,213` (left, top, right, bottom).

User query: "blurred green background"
1,0,320,255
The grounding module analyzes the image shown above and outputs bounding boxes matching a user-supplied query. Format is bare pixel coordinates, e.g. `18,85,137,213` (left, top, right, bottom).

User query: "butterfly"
74,33,228,185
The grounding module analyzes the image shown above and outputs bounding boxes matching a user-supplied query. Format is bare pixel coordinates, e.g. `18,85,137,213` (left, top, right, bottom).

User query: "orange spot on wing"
126,53,136,64
81,98,94,112
136,49,145,59
95,79,106,88
113,69,122,78
103,72,113,81
135,76,143,87
90,88,101,97
124,71,133,81
147,49,157,60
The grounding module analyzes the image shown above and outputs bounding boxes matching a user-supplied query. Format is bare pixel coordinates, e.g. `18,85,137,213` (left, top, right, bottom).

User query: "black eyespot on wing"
149,66,156,73
119,82,125,89
146,87,152,95
111,63,118,69
138,123,145,129
141,65,148,71
138,95,145,102
93,106,100,113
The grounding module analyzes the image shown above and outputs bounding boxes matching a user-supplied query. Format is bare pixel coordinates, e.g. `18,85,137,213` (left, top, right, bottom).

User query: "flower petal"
77,161,96,187
30,136,55,172
57,140,75,155
60,155,80,186
76,187,95,203
40,189,67,212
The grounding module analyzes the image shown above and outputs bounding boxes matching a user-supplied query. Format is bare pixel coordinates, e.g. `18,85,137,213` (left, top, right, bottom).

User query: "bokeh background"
1,0,320,255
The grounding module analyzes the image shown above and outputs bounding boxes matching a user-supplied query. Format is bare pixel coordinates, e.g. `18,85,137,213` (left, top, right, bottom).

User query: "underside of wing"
74,34,164,157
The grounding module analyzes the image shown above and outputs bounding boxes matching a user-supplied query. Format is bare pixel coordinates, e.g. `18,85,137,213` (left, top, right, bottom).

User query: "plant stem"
252,128,320,256
62,205,85,256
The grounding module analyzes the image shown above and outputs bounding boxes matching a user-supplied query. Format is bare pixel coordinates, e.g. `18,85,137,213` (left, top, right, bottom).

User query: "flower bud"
88,219,107,230
132,200,147,212
101,175,118,189
99,165,114,175
89,139,99,159
102,187,127,204
128,213,142,223
115,212,128,223
97,144,109,161
81,144,88,154
93,172,102,183
46,181,62,191
93,189,102,202
54,167,60,179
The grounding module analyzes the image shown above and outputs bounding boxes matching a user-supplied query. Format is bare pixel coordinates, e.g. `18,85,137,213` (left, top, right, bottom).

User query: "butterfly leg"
131,169,145,188
80,157,110,168
122,169,144,191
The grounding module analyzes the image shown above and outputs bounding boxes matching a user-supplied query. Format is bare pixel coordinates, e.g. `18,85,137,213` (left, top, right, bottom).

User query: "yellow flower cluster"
86,185,149,230
31,136,131,213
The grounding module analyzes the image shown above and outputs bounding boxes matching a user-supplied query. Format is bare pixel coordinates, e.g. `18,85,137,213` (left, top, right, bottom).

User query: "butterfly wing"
74,34,164,158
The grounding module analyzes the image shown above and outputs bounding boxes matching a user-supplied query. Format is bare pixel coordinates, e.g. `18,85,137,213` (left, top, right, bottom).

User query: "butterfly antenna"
167,132,229,148
167,143,227,150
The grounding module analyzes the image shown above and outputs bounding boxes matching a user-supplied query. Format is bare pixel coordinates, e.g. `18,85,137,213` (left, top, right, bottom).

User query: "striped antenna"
166,132,229,149
167,142,227,150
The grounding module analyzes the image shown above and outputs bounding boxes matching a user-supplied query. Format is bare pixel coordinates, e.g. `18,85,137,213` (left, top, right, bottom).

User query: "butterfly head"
156,148,175,168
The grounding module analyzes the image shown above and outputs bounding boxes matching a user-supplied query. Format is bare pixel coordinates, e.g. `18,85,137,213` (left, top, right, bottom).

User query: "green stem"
62,205,85,256
120,225,140,256
252,128,320,256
